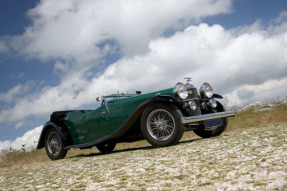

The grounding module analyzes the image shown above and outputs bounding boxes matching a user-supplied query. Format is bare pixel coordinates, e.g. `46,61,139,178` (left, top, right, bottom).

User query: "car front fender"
213,93,223,99
36,122,71,149
109,95,182,138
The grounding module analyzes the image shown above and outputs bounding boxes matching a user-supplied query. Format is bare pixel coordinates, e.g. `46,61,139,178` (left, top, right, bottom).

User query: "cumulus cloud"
0,0,232,123
0,126,42,153
12,0,232,61
0,41,8,53
90,22,287,95
2,19,287,124
237,89,255,100
2,20,287,125
225,77,287,107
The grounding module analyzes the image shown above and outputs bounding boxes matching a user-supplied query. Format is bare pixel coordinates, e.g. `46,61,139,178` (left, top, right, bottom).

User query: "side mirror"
96,97,102,102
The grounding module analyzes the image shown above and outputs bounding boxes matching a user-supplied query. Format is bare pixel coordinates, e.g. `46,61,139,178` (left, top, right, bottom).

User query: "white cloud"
0,41,8,53
224,77,287,107
1,20,287,124
0,81,36,104
14,122,24,130
0,126,42,153
12,0,232,61
88,22,287,95
0,0,233,123
0,85,23,103
273,10,287,24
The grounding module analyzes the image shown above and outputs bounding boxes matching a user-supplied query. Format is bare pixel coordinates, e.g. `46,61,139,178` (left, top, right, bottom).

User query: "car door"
82,105,110,143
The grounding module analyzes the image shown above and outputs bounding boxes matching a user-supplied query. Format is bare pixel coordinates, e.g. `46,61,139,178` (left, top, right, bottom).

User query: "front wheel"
45,128,67,160
141,103,184,147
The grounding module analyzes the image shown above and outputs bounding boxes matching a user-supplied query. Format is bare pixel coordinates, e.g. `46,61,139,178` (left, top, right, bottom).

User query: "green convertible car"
37,79,235,160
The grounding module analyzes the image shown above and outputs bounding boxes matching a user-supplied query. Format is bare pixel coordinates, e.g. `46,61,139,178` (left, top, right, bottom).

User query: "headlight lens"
173,82,188,99
189,100,197,110
200,82,213,98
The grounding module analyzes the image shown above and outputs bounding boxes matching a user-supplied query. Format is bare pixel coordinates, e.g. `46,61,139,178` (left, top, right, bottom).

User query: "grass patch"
0,149,49,168
227,102,287,132
198,182,213,187
174,174,187,180
253,181,266,187
246,180,255,184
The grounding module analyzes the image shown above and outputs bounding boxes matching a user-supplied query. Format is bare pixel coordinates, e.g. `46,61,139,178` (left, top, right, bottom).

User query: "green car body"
37,81,235,160
62,88,174,146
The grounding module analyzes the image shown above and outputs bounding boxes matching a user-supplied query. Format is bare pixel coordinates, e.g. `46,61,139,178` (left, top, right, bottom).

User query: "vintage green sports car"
37,79,235,160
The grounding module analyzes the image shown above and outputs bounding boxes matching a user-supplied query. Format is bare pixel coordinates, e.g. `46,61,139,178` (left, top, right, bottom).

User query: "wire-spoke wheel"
147,109,175,141
141,103,183,147
45,129,67,160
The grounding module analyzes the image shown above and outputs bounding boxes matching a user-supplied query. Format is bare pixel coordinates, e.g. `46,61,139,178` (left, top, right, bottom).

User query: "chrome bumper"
181,110,235,124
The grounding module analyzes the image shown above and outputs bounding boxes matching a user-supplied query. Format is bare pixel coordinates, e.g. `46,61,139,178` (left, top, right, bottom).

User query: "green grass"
227,102,287,132
198,182,213,187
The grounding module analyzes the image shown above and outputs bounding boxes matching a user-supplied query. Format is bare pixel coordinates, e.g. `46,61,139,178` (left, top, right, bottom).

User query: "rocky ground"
1,124,287,191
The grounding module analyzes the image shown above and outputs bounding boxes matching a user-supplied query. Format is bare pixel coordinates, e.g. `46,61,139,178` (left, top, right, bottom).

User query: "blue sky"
0,0,287,148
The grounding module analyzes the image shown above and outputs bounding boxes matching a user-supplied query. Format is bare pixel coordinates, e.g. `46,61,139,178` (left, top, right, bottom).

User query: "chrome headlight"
173,82,188,99
200,82,213,98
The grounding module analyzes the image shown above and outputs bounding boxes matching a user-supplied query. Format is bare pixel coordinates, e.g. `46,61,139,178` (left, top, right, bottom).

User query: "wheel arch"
110,95,183,139
37,122,72,149
215,100,225,112
149,95,183,110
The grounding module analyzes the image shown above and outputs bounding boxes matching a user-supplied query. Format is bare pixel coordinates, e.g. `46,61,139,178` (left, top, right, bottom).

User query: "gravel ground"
1,124,287,191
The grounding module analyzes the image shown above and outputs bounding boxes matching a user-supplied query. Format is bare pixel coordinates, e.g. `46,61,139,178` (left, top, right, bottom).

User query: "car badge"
188,90,193,95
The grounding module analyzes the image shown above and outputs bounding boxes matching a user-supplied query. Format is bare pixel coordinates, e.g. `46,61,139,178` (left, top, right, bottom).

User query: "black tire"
193,102,228,138
45,128,67,160
96,142,116,154
141,103,184,147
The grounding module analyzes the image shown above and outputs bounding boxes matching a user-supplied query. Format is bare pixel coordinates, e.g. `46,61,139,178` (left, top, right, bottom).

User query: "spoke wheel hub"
147,109,175,141
47,132,61,156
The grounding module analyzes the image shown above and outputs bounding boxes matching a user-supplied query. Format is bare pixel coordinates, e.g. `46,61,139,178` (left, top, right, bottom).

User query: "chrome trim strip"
181,111,235,124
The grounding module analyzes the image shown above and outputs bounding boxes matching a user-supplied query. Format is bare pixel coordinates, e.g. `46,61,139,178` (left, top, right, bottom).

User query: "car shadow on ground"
68,137,203,159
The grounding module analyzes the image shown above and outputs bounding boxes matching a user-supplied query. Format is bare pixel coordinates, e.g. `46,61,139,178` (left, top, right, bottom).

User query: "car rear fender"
37,122,72,149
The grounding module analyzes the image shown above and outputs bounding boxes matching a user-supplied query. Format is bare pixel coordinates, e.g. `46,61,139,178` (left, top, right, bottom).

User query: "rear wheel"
45,128,67,160
193,102,228,138
193,117,228,138
141,103,184,147
96,142,116,154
